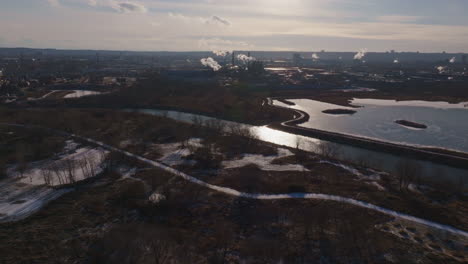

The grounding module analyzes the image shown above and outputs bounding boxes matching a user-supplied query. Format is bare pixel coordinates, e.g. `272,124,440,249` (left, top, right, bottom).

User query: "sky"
1,0,468,52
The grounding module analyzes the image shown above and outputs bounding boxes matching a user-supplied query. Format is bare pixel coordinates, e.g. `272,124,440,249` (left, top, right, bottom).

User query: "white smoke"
450,57,456,63
436,66,447,74
394,59,399,64
354,49,367,60
237,54,255,63
201,57,222,71
312,53,320,61
213,50,230,57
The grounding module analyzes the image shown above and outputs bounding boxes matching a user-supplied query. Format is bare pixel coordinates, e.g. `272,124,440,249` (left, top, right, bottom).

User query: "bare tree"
63,158,77,184
40,166,53,186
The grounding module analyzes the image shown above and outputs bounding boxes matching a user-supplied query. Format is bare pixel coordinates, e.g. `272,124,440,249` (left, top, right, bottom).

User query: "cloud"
114,2,147,13
207,16,230,26
377,15,422,23
168,13,231,27
47,0,60,6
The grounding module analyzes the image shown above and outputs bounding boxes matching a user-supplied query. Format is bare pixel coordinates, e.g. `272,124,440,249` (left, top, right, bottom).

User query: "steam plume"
436,66,447,74
312,53,320,61
213,50,230,57
354,49,367,60
201,57,222,71
450,57,456,63
237,54,255,63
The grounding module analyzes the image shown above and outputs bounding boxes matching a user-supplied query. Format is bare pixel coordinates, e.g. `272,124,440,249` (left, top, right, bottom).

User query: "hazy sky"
1,0,468,52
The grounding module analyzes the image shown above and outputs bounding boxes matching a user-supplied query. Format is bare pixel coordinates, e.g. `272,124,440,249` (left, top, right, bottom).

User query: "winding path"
2,123,467,238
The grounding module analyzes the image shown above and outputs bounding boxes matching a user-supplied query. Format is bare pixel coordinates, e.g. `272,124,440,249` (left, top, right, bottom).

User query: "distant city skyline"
1,0,468,52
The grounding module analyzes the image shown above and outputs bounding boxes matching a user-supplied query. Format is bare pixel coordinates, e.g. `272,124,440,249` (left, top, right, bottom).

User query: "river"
129,109,467,187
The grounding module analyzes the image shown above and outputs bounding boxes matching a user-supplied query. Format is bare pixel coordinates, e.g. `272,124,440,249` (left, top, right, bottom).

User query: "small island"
322,109,357,115
395,120,427,129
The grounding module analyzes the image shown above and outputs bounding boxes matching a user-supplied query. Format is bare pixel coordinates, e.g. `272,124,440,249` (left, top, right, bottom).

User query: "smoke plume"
450,57,456,63
201,57,222,71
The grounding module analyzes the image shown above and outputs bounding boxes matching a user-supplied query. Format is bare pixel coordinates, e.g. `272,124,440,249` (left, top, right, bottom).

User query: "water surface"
274,98,468,153
131,109,468,186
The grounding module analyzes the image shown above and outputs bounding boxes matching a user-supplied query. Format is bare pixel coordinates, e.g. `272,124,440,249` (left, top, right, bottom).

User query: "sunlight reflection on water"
129,108,468,186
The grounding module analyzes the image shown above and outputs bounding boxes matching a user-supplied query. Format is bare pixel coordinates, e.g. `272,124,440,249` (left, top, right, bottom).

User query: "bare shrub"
0,162,6,180
316,142,342,159
227,123,257,140
204,119,225,136
396,159,422,191
88,224,180,264
191,146,222,169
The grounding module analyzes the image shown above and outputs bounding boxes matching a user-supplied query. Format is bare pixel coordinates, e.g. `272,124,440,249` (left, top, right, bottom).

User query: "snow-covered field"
0,179,71,223
9,141,108,186
222,148,308,171
0,140,108,222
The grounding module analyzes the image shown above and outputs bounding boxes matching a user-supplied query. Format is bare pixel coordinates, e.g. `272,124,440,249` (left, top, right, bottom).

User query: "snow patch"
149,192,166,204
64,90,101,98
222,148,308,171
155,138,202,166
319,160,386,190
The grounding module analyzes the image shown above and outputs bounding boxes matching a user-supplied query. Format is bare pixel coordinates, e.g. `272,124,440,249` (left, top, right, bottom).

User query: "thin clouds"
115,2,147,13
198,38,253,51
47,0,60,7
47,0,148,13
15,0,468,51
208,16,230,26
169,13,231,27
